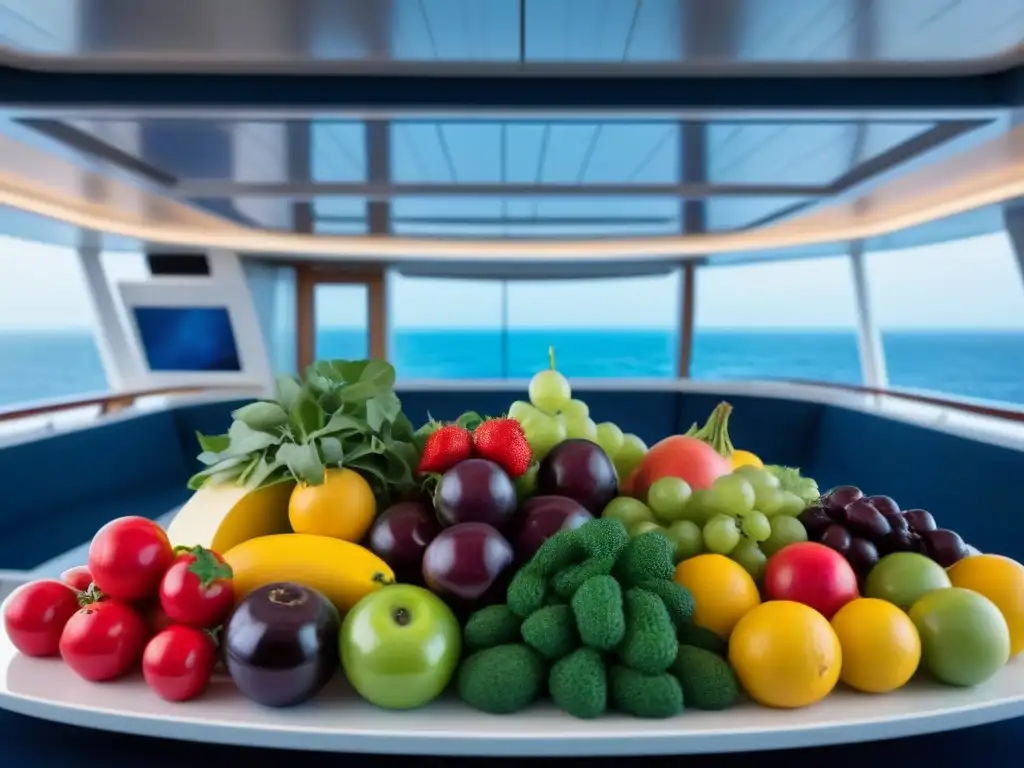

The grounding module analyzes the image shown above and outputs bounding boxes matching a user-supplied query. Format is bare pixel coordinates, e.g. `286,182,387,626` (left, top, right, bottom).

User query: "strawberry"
472,418,533,478
418,425,473,474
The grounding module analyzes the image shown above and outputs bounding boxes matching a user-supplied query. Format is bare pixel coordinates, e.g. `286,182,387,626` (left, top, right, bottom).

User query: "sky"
0,231,1023,333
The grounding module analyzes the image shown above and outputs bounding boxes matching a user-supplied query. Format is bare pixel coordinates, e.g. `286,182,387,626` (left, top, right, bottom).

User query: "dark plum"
421,522,514,604
846,537,880,577
921,528,970,568
866,495,900,517
514,495,593,560
824,486,863,510
367,501,441,584
820,524,853,556
798,506,833,538
843,499,891,540
536,439,618,515
434,459,517,528
223,583,340,708
903,509,938,535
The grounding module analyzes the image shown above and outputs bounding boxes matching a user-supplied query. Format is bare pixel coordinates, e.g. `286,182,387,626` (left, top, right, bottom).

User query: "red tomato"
60,566,93,593
59,598,147,681
88,516,174,601
158,546,234,629
764,541,859,620
139,598,176,637
142,625,217,702
3,580,80,657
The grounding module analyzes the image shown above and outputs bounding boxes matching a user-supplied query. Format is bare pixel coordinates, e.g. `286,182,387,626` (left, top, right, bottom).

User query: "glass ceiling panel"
311,121,367,182
706,196,812,232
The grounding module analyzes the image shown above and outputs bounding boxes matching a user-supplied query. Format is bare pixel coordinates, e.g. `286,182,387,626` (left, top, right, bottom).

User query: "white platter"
1,630,1023,756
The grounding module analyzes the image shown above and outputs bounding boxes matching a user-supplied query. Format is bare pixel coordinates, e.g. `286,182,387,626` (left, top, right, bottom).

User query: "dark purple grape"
877,512,912,554
908,532,927,554
902,509,937,535
921,529,969,568
798,506,833,539
820,524,853,556
846,537,880,577
866,495,900,517
825,505,846,523
824,486,863,510
843,499,891,540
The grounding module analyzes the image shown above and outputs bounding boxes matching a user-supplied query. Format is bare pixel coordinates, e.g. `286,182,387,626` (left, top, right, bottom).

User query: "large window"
866,232,1024,405
0,238,108,407
691,256,862,384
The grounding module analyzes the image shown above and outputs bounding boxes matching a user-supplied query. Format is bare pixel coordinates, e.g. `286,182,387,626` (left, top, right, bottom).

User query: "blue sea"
2,329,1024,408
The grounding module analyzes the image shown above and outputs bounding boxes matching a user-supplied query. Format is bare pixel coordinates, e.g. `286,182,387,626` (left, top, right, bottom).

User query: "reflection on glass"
314,284,369,361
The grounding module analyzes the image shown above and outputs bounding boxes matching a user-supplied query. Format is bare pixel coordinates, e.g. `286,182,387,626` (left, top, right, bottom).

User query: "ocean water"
2,329,1023,408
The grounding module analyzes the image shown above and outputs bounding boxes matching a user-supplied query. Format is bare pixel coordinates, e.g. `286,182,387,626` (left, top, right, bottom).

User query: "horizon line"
5,325,1024,334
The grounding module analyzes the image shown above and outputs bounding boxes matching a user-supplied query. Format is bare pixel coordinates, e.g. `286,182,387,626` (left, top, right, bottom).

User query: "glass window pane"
692,256,862,384
387,273,503,379
505,274,681,378
314,284,368,361
866,232,1024,405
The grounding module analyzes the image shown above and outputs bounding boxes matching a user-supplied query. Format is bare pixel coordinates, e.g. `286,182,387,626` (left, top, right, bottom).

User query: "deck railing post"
848,243,888,389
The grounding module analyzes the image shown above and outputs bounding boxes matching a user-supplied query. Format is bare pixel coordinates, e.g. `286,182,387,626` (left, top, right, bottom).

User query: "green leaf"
365,391,402,432
196,451,224,467
232,401,289,433
275,375,303,412
244,454,285,489
319,391,343,415
195,431,230,454
319,436,345,465
337,360,398,404
312,410,365,439
278,442,326,485
455,411,484,431
225,420,279,456
185,546,234,586
288,389,324,443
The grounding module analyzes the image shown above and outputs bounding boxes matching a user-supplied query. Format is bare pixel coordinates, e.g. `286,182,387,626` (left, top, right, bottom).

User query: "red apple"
764,542,859,619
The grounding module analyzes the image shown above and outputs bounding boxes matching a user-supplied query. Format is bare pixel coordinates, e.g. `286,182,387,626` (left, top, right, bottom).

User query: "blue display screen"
133,306,242,372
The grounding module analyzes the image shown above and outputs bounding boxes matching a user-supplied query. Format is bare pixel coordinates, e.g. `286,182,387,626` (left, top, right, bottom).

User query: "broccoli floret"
543,592,567,607
609,665,684,719
571,574,626,650
671,645,740,711
521,604,579,660
676,623,728,657
552,555,616,599
575,518,630,561
457,644,546,714
613,531,676,587
617,588,678,674
528,529,585,576
507,568,548,618
635,579,695,631
549,647,607,719
463,605,523,652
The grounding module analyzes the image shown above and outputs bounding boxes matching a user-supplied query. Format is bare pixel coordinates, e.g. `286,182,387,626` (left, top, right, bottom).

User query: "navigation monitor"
132,306,242,372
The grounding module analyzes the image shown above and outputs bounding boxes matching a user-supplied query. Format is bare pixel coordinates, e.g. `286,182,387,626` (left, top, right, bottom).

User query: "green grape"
666,520,704,562
528,347,571,414
594,422,625,458
560,413,598,441
560,398,590,420
703,474,755,516
602,496,654,530
703,514,741,555
613,433,648,481
774,490,807,517
760,515,808,558
631,521,665,537
508,400,537,422
515,463,538,501
731,539,768,583
646,476,693,524
521,413,566,460
683,489,716,526
755,485,784,517
739,510,771,542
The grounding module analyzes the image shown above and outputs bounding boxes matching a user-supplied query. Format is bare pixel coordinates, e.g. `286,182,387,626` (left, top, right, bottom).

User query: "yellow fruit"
730,450,763,470
673,554,761,638
729,600,841,708
831,598,921,693
167,481,294,554
223,533,394,613
288,467,376,541
948,554,1024,657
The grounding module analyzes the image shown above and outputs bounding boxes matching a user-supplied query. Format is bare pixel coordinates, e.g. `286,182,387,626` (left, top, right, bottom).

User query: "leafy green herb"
764,465,821,505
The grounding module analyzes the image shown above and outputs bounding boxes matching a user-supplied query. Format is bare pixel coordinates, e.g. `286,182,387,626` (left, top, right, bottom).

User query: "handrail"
0,384,262,424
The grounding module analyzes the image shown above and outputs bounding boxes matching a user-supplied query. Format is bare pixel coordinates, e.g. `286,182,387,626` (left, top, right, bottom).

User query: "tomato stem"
77,583,106,607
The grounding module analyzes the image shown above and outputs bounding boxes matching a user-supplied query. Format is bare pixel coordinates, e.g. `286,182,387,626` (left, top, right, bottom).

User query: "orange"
288,467,377,541
673,554,761,638
831,598,920,693
729,600,841,708
948,554,1024,657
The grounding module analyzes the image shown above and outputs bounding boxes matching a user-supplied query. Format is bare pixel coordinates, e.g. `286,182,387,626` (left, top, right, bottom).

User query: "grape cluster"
798,486,972,580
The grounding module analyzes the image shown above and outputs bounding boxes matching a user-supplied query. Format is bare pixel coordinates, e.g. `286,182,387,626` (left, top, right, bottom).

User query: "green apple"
340,584,461,710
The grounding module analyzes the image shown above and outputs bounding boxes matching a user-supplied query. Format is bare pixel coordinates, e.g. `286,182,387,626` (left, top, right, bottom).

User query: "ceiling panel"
706,196,814,231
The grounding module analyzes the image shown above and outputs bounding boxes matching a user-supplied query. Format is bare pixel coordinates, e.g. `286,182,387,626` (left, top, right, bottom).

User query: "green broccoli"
671,645,740,711
507,568,548,618
571,574,626,650
676,623,728,657
575,517,630,561
528,528,584,576
613,531,676,587
543,592,567,607
521,604,578,660
635,579,695,631
552,555,616,599
617,588,678,674
457,644,546,714
549,647,607,719
609,665,684,719
463,605,522,652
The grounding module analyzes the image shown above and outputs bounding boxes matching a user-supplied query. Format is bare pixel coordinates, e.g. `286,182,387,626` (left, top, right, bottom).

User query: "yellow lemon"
729,600,841,709
730,450,763,470
288,467,377,541
949,554,1024,657
674,554,761,638
831,598,921,693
